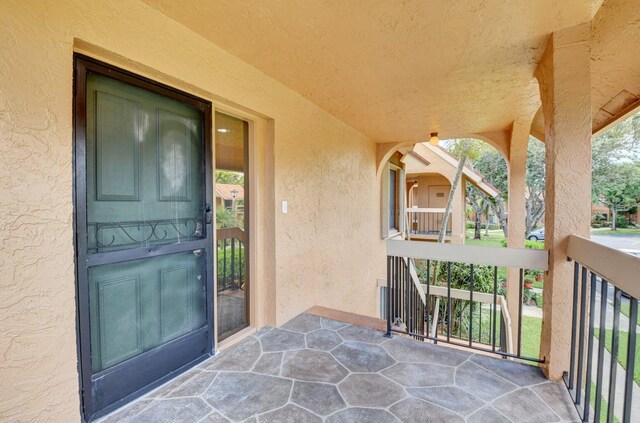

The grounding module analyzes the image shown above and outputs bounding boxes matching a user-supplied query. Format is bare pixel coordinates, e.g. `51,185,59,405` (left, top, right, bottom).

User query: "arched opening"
378,137,507,245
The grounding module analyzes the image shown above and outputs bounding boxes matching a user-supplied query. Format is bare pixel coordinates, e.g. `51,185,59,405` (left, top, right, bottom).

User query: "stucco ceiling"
143,0,603,143
586,0,640,134
531,0,640,140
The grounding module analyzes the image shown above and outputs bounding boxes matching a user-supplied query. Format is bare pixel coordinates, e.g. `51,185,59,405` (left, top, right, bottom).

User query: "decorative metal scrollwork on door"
87,218,203,252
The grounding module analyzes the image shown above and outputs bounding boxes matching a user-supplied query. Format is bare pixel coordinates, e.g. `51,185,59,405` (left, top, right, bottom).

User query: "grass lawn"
620,302,640,326
465,229,506,248
589,381,621,423
591,228,640,236
594,328,640,385
521,315,542,361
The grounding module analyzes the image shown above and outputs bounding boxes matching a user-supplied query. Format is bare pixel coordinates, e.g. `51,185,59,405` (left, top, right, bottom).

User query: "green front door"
74,56,214,420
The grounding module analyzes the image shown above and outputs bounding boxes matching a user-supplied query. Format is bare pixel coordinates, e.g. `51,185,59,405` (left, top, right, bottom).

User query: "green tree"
466,185,492,239
592,112,640,230
525,138,545,235
215,170,244,185
469,144,508,237
597,163,640,230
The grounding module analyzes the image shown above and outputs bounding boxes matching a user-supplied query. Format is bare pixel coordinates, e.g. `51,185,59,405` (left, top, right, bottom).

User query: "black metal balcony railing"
564,235,640,423
386,240,548,362
386,257,426,339
216,226,245,292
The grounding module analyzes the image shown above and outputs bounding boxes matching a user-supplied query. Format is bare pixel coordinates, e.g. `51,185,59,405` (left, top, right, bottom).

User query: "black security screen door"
73,55,214,420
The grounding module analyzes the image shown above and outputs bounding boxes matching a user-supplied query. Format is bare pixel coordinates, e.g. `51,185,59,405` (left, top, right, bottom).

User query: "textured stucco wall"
0,1,385,421
505,120,531,347
535,23,592,380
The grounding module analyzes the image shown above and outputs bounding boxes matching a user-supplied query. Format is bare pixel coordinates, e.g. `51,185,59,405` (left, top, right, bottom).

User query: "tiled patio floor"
98,313,579,423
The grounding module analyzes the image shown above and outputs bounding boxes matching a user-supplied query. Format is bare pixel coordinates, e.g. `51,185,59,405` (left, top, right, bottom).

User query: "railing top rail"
387,239,548,270
568,234,640,299
406,207,446,213
216,226,246,242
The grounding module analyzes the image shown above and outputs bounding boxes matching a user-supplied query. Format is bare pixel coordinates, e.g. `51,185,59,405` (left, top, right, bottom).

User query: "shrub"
466,221,501,230
434,262,496,294
499,238,543,249
591,223,602,228
216,206,239,228
616,216,629,229
525,240,544,250
217,242,245,289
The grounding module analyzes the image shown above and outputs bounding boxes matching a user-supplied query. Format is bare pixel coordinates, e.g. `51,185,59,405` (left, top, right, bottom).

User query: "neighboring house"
591,203,611,221
591,202,639,225
215,183,244,210
402,143,501,243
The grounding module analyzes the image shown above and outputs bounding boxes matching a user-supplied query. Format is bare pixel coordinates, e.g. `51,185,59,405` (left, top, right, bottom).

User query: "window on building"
389,167,398,230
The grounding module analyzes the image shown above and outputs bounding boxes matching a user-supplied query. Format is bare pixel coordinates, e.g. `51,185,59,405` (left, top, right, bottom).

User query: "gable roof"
404,143,501,199
216,183,244,201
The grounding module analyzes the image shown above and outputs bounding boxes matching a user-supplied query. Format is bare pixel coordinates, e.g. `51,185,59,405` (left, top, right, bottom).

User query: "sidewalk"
589,338,640,421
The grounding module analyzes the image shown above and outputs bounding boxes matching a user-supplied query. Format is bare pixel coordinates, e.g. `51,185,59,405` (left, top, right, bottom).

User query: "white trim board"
387,240,548,270
568,235,640,299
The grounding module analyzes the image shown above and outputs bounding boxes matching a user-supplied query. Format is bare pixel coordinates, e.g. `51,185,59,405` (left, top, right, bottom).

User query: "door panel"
75,56,213,420
86,74,205,255
88,251,206,373
95,92,141,201
95,274,143,370
428,185,451,232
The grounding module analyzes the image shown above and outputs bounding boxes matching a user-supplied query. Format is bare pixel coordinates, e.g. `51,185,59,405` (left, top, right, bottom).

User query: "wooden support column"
535,23,592,379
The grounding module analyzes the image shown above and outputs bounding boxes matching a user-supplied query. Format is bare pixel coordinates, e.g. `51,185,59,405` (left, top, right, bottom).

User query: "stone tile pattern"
96,313,578,423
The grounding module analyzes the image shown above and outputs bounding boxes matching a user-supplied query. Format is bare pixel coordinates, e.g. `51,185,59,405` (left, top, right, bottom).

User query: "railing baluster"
390,257,395,329
447,261,451,343
458,300,462,338
583,272,597,422
231,238,236,289
396,257,400,326
409,262,412,334
595,279,608,421
223,238,228,289
492,266,498,352
401,260,405,329
392,257,397,327
426,259,431,338
386,256,392,336
469,264,474,347
569,261,580,391
518,268,524,358
576,266,588,406
478,300,482,344
607,288,622,423
404,260,409,334
623,298,637,423
239,241,245,286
